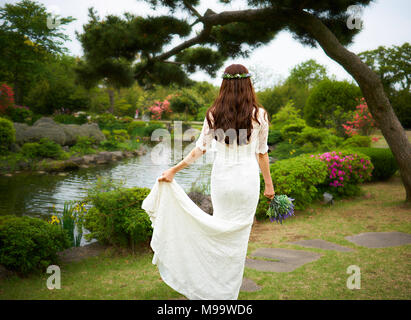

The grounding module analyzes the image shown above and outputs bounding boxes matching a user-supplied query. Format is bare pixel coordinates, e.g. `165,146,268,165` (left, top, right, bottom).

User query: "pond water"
0,142,213,218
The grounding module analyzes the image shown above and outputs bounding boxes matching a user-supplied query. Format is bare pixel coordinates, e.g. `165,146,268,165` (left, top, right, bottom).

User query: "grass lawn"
0,176,410,300
371,129,411,148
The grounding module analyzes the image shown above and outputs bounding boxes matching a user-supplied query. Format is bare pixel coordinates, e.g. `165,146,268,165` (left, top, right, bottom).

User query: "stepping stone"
345,232,411,248
245,248,321,273
240,278,261,292
289,239,354,252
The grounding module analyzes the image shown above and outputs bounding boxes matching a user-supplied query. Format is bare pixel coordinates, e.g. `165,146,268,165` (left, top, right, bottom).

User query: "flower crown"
222,73,252,79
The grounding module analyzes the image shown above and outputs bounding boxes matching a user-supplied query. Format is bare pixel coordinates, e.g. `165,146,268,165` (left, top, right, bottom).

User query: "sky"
1,0,410,87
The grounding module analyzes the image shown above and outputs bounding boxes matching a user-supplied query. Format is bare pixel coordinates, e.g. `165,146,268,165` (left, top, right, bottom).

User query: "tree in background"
285,59,328,89
0,0,74,104
25,55,90,115
75,9,135,113
257,59,328,116
304,79,362,135
359,43,411,128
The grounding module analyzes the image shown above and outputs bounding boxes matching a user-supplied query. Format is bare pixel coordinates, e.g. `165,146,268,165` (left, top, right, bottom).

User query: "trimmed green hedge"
351,147,398,181
0,215,70,274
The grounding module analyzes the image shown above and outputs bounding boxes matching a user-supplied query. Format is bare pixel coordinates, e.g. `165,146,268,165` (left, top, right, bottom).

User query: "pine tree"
76,0,411,202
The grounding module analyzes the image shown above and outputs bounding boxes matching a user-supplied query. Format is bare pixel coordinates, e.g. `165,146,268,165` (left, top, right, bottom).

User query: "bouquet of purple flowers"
266,195,295,224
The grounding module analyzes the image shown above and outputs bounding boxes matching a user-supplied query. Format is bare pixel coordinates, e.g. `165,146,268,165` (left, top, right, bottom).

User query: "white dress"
142,108,269,300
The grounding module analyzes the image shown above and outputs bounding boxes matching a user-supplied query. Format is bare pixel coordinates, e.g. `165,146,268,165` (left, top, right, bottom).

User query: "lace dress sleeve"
256,108,269,154
195,115,214,152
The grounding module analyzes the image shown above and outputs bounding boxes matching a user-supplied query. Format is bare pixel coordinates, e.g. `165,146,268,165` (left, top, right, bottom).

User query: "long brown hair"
206,64,266,145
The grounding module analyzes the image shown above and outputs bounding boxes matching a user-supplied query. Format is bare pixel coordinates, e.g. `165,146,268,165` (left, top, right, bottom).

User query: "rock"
14,117,106,146
42,160,79,172
10,143,21,153
83,155,97,165
111,151,124,160
245,248,322,273
4,173,13,177
345,232,411,248
123,151,134,158
188,191,213,215
289,239,354,252
70,157,84,165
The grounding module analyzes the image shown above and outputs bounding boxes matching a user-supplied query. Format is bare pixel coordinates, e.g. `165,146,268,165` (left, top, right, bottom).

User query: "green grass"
371,129,411,148
0,177,410,300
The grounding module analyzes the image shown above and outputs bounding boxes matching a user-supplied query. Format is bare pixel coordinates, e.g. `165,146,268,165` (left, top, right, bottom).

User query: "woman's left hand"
158,168,176,183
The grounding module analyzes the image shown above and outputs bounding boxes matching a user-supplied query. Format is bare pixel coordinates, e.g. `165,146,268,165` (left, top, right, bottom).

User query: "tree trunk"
294,11,411,202
107,88,115,114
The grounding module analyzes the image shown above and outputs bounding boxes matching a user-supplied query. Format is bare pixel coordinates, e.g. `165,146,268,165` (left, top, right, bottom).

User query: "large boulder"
14,117,106,146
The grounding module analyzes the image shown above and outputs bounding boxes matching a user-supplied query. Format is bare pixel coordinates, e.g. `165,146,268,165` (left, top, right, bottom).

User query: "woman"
142,64,275,300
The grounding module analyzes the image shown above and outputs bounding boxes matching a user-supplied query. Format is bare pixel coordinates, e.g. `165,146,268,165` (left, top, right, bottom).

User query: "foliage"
285,59,328,89
270,101,303,129
304,79,362,128
0,116,16,152
341,135,371,148
143,123,166,137
256,154,327,218
351,147,398,181
50,201,86,247
169,88,204,117
71,136,97,155
0,215,70,274
83,178,152,250
342,99,377,136
280,119,307,141
5,105,33,123
112,129,130,142
20,138,63,159
54,113,88,125
313,150,373,197
0,0,75,104
267,129,282,145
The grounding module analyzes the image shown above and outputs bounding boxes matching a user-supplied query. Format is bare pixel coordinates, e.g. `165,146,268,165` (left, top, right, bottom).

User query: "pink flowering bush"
342,98,377,136
0,84,15,115
148,99,172,120
312,150,374,197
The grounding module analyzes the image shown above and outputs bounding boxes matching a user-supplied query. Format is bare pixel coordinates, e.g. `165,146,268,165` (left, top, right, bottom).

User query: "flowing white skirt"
142,145,260,300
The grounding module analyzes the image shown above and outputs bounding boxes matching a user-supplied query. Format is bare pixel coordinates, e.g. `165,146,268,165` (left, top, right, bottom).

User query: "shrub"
351,147,398,181
99,139,120,151
83,183,152,250
270,101,303,129
0,117,15,152
21,138,63,159
313,150,373,197
256,154,328,219
267,129,282,145
342,135,371,148
0,215,70,274
6,105,33,123
54,114,87,125
95,114,125,131
71,136,97,155
295,127,344,152
304,79,362,128
112,129,130,142
127,121,147,136
280,119,306,141
144,123,165,137
270,141,304,160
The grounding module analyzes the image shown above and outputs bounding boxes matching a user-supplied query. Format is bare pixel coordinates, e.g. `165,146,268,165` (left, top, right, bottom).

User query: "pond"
0,142,214,218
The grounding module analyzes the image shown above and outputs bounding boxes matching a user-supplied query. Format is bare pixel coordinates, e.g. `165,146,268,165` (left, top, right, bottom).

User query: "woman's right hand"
264,184,275,200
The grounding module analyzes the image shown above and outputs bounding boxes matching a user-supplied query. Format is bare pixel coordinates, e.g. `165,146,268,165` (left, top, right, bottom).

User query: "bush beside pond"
0,215,70,275
83,186,152,251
